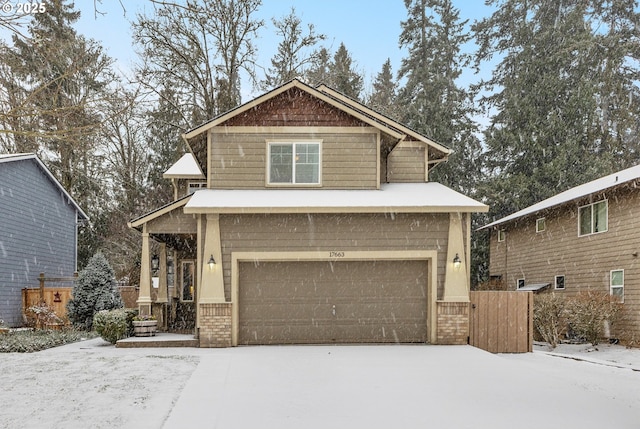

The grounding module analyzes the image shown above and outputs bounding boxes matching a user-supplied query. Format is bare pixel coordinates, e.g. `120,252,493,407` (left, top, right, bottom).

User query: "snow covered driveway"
0,339,638,429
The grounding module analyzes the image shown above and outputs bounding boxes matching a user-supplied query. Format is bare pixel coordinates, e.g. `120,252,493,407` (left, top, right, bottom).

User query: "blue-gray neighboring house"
0,153,88,327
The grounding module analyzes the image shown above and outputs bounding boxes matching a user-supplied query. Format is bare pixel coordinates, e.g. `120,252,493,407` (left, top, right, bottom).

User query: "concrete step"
116,333,199,348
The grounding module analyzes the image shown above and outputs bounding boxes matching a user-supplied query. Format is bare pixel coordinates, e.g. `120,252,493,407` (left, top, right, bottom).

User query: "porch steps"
116,332,199,348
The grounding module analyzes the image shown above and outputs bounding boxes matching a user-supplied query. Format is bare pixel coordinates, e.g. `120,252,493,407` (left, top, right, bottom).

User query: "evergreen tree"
474,0,640,218
305,47,332,86
261,7,325,90
329,43,364,99
67,253,123,330
367,59,399,120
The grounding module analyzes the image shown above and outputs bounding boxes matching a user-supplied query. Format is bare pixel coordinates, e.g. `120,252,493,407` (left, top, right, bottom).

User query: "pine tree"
474,0,640,218
329,43,364,99
67,253,123,330
367,59,399,120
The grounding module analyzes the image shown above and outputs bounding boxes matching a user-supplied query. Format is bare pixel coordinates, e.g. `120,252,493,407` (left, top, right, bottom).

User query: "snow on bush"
67,253,123,330
93,309,129,344
565,291,620,346
533,293,567,349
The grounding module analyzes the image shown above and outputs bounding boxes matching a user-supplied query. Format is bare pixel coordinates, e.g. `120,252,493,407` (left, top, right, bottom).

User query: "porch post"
443,212,469,302
157,243,168,303
199,214,225,302
137,224,152,316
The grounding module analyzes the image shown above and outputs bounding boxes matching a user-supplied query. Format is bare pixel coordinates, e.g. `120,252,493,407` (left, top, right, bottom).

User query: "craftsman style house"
129,79,487,347
0,153,87,326
481,165,640,340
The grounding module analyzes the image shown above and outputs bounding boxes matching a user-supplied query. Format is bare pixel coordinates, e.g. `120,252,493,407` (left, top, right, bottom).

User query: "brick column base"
436,301,469,345
199,303,232,348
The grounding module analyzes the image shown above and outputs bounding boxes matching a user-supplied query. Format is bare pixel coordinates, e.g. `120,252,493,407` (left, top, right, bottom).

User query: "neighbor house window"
268,141,321,184
517,278,525,289
555,275,565,290
610,269,624,303
188,181,206,194
497,230,506,242
536,218,546,233
579,200,607,236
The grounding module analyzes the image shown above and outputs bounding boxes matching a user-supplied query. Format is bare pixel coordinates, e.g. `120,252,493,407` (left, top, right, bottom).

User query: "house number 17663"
329,251,345,258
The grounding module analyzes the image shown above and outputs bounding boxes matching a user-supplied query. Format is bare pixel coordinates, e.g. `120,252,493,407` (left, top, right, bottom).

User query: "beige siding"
218,213,449,301
209,131,378,189
488,186,640,338
387,145,425,182
147,212,197,234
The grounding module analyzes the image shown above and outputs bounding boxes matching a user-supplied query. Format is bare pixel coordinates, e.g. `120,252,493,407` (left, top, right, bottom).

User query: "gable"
220,87,367,128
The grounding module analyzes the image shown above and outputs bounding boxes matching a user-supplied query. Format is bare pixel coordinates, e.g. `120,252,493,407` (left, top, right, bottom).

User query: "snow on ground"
0,338,639,429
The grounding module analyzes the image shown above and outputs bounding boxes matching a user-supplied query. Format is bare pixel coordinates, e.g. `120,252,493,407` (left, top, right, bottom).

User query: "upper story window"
268,141,321,185
497,229,506,242
578,200,607,236
536,218,546,233
188,181,206,194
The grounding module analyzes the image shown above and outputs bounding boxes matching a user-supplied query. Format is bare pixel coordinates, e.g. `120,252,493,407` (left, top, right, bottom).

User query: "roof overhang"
182,79,406,142
518,283,550,292
183,183,488,215
163,153,205,179
128,195,192,230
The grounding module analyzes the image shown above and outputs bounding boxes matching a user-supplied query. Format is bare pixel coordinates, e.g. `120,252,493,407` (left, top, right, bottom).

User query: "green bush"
533,293,567,349
565,291,620,346
93,309,129,344
0,329,96,353
67,252,123,330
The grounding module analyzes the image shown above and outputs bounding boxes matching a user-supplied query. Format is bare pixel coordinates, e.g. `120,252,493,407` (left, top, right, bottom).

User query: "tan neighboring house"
129,79,488,347
481,164,640,340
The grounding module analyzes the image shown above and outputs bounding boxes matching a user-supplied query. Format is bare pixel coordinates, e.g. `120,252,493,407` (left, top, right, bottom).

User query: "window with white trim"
536,217,546,233
268,141,320,184
497,230,506,242
579,200,607,236
610,269,624,303
517,278,525,289
555,275,565,290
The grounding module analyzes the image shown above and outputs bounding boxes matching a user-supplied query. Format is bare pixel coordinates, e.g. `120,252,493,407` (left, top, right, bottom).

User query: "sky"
71,0,495,100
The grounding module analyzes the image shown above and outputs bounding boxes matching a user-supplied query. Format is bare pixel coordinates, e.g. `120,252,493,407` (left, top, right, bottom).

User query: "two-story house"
481,164,640,341
0,153,88,327
129,79,488,347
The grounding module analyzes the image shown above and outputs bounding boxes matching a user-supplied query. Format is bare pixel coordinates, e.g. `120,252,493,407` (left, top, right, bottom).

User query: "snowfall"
0,338,639,429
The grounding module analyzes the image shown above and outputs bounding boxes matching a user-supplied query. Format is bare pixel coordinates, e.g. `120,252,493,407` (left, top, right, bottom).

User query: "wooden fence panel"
22,287,73,320
470,291,533,353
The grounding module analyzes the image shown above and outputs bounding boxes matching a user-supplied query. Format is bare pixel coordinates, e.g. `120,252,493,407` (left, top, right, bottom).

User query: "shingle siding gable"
0,159,79,326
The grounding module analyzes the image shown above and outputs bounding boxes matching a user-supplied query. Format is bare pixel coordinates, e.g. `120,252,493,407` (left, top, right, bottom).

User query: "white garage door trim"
231,250,438,346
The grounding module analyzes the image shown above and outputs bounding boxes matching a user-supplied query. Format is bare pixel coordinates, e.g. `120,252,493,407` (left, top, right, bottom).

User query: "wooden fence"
469,291,533,353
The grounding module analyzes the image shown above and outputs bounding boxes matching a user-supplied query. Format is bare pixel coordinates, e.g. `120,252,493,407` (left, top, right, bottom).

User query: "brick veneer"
199,303,232,348
436,301,469,345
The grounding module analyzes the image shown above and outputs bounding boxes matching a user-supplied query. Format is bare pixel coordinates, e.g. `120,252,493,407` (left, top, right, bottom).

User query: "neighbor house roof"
163,153,205,179
183,182,488,214
0,153,89,220
481,164,640,230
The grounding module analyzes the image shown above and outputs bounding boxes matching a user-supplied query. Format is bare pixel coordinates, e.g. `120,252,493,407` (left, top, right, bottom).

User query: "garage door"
238,259,428,345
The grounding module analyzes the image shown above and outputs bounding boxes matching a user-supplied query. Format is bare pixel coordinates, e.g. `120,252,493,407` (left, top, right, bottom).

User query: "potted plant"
132,314,158,337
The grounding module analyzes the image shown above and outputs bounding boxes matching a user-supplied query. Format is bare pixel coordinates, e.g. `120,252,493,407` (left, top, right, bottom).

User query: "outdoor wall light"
151,254,160,271
453,253,461,269
208,255,216,269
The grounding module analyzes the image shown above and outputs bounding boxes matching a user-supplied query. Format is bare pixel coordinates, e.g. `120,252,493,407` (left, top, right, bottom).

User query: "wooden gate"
469,291,533,353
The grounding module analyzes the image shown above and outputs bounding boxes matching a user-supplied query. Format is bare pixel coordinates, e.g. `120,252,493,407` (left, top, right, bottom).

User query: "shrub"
93,309,129,344
533,293,567,349
0,329,97,353
67,253,123,330
24,303,62,329
565,291,620,346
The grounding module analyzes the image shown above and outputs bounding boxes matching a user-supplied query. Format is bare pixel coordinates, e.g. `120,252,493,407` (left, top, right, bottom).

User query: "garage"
238,259,428,345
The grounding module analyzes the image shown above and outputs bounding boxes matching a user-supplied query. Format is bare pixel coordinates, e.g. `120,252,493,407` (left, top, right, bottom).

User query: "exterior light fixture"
151,254,160,271
453,253,461,269
208,255,216,269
